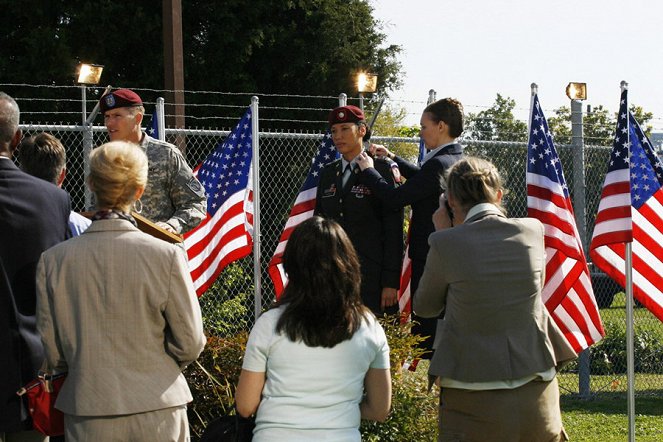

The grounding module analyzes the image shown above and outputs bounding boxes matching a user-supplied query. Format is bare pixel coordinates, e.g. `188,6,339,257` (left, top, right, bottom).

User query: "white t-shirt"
242,306,390,442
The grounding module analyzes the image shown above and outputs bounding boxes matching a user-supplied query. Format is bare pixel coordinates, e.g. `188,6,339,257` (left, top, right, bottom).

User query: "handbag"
200,410,255,442
16,372,67,436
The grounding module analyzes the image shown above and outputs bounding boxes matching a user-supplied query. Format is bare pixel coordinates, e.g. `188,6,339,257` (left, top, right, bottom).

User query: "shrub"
590,320,663,374
199,292,250,337
186,312,441,440
360,315,439,441
198,262,254,337
184,332,248,439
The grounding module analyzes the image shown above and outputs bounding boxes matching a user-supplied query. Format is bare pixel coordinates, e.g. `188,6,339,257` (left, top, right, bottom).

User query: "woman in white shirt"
235,216,391,441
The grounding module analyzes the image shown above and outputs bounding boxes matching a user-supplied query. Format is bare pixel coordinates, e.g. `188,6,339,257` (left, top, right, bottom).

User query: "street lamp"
356,72,378,111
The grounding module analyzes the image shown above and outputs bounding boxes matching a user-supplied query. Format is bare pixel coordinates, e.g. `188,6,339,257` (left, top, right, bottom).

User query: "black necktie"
342,163,353,189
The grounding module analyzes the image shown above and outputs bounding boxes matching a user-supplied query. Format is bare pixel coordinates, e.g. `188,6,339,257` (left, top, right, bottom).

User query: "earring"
133,199,143,214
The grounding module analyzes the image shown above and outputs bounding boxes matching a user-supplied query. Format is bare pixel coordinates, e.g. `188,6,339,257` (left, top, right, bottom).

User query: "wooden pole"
163,0,186,152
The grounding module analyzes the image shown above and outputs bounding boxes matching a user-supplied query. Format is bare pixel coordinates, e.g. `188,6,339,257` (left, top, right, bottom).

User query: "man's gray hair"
0,91,20,143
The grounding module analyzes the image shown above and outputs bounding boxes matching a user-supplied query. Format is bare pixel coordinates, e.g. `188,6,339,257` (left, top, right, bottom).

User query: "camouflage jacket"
138,134,207,233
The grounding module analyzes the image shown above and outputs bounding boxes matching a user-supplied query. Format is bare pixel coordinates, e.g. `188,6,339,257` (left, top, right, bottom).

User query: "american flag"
526,93,604,353
590,89,663,321
268,132,338,296
397,137,426,323
184,108,254,296
146,107,159,140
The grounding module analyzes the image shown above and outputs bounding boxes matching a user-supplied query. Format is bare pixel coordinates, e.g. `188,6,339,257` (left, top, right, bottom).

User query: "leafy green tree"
0,0,402,122
465,94,528,142
370,103,419,160
184,0,401,95
547,104,653,146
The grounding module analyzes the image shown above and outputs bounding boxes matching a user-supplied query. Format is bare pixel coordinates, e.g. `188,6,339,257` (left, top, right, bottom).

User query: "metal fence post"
571,98,591,399
428,89,437,105
80,85,94,210
339,93,347,107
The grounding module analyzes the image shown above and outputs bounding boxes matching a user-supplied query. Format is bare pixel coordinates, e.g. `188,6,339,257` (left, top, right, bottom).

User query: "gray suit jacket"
413,207,576,382
36,219,206,416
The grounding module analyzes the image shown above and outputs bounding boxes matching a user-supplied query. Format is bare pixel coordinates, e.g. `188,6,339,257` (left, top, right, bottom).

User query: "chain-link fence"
9,85,663,399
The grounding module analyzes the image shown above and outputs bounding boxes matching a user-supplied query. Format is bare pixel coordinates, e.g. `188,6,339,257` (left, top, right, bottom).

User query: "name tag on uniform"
322,184,337,198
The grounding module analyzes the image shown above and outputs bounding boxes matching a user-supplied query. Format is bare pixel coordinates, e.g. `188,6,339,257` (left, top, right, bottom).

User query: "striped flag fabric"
526,93,604,353
184,108,254,296
397,242,413,322
397,137,426,323
590,89,663,321
268,132,338,296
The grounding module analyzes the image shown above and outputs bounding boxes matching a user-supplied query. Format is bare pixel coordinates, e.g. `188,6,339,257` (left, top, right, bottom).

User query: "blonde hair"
128,105,145,117
446,156,505,214
87,141,148,212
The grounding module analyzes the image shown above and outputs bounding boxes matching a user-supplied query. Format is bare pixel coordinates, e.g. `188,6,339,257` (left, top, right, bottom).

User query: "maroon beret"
99,89,143,113
328,105,365,126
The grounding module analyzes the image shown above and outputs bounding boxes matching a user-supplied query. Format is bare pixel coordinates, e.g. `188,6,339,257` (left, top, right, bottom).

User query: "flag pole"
251,96,262,321
156,97,166,142
621,80,636,442
529,83,538,121
527,83,537,197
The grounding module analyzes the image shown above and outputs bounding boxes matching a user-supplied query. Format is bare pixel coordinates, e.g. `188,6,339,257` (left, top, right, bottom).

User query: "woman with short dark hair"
235,216,391,441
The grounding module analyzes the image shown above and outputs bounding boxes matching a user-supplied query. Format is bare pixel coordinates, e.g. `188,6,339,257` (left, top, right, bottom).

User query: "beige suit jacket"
413,207,576,382
36,219,206,416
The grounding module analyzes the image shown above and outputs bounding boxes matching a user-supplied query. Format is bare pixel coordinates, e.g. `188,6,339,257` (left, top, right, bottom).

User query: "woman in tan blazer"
413,157,576,442
36,141,206,442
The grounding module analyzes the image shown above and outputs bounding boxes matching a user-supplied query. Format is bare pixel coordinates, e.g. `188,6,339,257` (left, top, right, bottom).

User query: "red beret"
328,105,365,126
99,89,143,113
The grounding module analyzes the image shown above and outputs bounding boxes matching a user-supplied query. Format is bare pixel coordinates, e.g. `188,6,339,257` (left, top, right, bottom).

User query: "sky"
371,0,663,130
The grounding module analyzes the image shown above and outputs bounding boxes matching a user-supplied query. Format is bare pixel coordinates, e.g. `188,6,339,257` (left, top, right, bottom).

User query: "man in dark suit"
0,92,70,441
355,98,465,357
314,105,403,314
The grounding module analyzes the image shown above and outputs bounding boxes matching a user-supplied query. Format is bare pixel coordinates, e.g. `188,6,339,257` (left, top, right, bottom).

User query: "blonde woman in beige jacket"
414,157,576,442
36,141,206,442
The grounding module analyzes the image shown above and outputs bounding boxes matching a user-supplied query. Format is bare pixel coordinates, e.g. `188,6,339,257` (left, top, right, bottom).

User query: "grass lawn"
410,365,663,440
553,293,663,440
382,294,663,440
561,393,663,441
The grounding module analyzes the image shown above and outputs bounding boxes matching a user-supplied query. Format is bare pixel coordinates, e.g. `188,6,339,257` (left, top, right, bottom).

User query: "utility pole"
163,0,186,152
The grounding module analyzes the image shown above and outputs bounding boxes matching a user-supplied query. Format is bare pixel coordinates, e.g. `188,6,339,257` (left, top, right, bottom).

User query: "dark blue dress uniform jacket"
0,159,70,432
360,144,464,263
314,157,403,313
359,144,463,354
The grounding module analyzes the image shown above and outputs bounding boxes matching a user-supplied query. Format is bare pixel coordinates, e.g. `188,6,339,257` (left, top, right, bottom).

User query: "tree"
369,102,419,161
464,94,528,142
547,104,653,146
184,0,401,94
0,0,402,128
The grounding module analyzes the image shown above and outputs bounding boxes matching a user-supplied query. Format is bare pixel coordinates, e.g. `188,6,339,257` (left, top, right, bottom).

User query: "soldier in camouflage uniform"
99,89,206,234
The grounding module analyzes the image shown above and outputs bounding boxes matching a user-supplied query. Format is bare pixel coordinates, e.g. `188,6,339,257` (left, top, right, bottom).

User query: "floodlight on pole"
356,72,378,93
76,63,104,85
565,82,587,101
356,72,378,111
76,62,104,211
